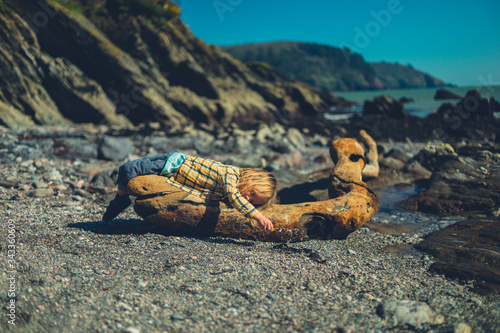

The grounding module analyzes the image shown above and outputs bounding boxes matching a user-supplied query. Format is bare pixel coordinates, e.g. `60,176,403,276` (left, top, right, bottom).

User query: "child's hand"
253,212,274,231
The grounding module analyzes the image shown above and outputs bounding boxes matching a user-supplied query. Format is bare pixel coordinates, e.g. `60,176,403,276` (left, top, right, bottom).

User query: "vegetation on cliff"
52,0,182,22
370,62,450,90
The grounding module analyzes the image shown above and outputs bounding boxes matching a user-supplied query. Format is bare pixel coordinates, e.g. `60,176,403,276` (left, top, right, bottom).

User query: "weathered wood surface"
359,129,379,179
130,135,379,242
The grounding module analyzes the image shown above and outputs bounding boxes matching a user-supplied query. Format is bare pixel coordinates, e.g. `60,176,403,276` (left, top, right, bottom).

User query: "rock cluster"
428,89,500,141
0,122,338,205
399,145,500,216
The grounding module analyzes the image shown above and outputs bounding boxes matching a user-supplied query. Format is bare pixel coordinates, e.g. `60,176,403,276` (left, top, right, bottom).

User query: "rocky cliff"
0,0,344,129
222,42,452,91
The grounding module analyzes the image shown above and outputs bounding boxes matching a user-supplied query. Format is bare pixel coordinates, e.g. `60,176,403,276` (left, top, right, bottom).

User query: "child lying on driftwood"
103,152,278,230
103,130,379,242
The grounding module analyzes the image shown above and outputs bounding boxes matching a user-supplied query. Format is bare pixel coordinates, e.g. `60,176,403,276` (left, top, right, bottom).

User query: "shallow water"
370,186,463,237
376,186,420,213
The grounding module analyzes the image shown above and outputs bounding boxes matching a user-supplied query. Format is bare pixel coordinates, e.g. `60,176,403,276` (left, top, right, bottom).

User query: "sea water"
328,85,500,119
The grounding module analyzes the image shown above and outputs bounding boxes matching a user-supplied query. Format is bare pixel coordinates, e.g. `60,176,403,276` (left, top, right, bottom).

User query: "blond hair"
238,168,278,210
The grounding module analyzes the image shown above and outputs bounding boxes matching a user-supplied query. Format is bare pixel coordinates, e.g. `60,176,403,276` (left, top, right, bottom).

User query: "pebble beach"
1,125,499,333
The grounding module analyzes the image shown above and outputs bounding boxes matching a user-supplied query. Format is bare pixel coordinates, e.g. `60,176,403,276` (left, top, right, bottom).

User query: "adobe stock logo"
213,0,243,21
341,0,407,64
478,74,500,94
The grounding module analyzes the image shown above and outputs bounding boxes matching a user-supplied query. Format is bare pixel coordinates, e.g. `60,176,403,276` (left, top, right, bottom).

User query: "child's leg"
102,153,174,221
102,191,132,222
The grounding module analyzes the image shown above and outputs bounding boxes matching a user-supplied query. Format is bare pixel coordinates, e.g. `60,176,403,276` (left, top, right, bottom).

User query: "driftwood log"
129,133,379,242
359,129,379,179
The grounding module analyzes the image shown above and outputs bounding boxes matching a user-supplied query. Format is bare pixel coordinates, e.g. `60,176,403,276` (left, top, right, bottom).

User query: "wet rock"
434,89,461,100
401,160,432,179
456,144,500,164
415,217,500,294
427,90,499,141
98,136,136,161
399,156,500,216
398,96,414,104
463,89,500,118
363,96,408,119
408,141,456,172
377,300,440,328
385,148,412,163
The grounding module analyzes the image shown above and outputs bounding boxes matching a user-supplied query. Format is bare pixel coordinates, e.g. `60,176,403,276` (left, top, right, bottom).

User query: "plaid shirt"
165,155,258,218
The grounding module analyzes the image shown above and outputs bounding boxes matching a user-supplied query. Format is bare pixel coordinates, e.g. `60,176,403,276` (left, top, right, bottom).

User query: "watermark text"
5,219,17,326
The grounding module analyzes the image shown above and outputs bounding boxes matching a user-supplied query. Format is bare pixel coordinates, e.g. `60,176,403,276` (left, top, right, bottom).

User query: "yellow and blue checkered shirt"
164,155,258,218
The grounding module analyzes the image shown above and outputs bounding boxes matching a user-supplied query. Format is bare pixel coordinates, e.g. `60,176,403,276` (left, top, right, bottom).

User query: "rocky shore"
0,113,499,332
1,1,498,331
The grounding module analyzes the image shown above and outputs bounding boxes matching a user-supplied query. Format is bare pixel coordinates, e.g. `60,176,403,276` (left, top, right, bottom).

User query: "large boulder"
399,154,500,216
434,88,461,100
415,217,500,294
363,96,408,119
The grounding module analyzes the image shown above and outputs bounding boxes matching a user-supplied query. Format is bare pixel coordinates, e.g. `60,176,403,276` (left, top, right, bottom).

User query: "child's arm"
223,173,274,231
251,211,274,231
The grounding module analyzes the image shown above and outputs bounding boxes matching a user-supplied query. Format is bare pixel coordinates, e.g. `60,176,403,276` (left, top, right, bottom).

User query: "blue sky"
179,0,500,88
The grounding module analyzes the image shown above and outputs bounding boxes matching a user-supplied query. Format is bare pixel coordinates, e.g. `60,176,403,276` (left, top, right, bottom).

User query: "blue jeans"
117,153,174,192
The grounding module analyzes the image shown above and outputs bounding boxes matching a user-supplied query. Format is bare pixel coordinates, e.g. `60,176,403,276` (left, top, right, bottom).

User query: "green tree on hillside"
106,0,180,19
